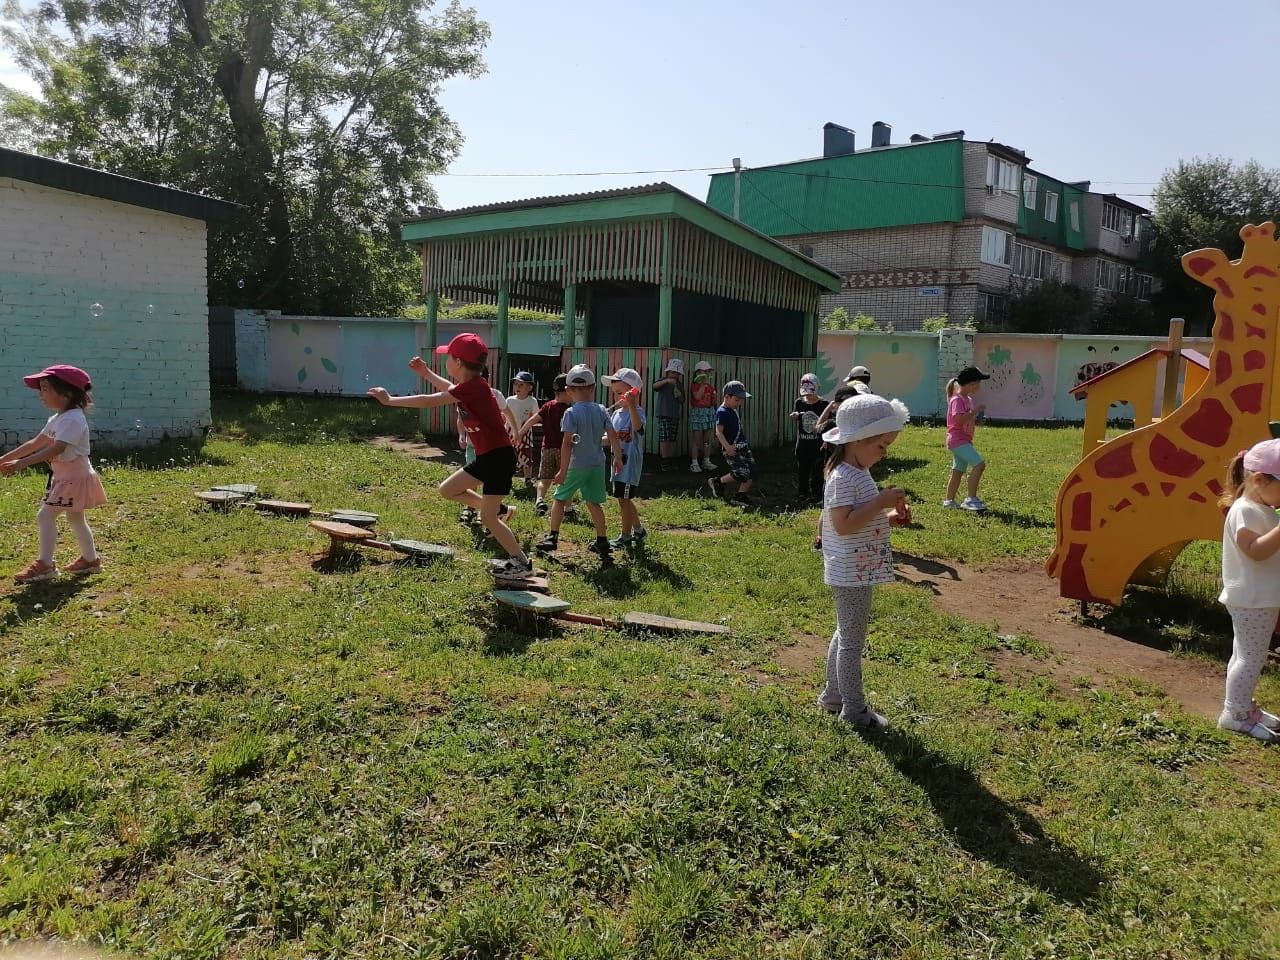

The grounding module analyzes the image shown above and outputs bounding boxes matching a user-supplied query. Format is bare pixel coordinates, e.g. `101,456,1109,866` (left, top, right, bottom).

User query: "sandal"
1218,709,1280,743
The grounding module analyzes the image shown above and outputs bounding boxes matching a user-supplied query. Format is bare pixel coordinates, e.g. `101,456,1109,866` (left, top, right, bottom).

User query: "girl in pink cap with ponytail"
1,365,108,583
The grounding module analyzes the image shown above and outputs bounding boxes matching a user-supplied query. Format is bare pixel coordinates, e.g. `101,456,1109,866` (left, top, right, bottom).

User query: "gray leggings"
821,584,873,719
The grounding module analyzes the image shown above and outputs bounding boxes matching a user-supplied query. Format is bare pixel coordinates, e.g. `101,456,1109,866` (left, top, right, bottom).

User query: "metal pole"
732,157,742,221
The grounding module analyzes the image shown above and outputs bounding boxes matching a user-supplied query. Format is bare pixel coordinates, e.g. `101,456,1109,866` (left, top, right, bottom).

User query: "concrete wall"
0,176,212,448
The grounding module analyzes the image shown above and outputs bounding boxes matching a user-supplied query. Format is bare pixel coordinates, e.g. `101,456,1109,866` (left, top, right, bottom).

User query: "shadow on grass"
629,548,693,589
893,551,961,581
980,507,1055,529
95,437,231,471
867,728,1105,905
1,576,97,636
1091,583,1235,661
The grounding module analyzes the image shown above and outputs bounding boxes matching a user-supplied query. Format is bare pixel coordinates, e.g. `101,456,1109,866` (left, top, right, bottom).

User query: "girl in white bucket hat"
816,394,911,730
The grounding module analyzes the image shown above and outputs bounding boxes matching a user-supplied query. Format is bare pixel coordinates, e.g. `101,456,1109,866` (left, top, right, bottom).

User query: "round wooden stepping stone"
329,510,378,528
493,590,571,615
256,499,312,515
388,539,453,561
197,490,247,506
211,483,258,496
310,519,375,541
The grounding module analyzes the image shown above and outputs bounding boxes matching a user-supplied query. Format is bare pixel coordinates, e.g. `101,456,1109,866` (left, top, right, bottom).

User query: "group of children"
4,341,1277,745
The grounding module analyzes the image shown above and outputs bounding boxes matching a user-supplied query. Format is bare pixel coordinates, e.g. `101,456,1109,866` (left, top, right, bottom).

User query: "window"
1044,192,1059,223
979,293,1008,326
1022,174,1038,210
981,226,1012,266
1013,242,1057,281
1013,242,1031,277
1101,201,1136,238
986,155,1019,195
1116,264,1134,295
1137,274,1153,300
1069,200,1080,232
1095,259,1117,291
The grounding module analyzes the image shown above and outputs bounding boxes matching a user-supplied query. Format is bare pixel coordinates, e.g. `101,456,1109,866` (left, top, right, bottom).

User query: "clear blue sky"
3,0,1278,212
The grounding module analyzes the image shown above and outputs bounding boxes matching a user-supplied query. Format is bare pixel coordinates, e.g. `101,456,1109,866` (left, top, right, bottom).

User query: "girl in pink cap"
1216,438,1280,743
1,365,108,583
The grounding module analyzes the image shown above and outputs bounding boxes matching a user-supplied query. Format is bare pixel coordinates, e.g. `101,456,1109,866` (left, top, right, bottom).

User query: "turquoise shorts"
950,443,984,471
553,466,607,505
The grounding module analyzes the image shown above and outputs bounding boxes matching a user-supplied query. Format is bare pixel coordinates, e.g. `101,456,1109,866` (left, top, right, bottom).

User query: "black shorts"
612,480,641,500
463,446,517,496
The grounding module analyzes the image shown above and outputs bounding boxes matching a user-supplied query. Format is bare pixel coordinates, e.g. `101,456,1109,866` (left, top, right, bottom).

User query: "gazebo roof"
401,182,840,313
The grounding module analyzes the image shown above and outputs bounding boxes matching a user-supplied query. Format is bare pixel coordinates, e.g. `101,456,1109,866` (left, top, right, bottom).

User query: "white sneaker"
689,461,702,473
941,499,959,509
701,458,716,471
1219,708,1280,743
960,497,987,512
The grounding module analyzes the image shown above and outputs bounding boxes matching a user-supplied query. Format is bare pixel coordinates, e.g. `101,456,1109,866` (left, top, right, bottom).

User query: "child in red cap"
367,334,533,577
1,365,108,583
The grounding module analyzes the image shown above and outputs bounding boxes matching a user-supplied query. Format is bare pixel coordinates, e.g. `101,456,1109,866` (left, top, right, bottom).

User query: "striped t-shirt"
821,461,894,587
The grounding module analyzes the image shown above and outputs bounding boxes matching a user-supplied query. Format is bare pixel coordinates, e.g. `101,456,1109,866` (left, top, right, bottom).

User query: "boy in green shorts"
537,364,623,557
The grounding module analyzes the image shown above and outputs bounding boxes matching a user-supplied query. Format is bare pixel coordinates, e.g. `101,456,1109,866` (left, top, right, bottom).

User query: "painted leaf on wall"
297,366,308,383
291,322,300,335
321,357,337,373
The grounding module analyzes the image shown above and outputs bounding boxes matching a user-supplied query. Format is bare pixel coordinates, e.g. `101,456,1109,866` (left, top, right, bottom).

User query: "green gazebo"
400,183,841,449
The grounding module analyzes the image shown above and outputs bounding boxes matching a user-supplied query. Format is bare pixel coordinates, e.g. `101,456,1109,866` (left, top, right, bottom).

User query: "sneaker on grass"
960,496,986,512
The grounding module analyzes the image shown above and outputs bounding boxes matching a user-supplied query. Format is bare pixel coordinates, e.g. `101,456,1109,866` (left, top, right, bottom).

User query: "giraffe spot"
1065,474,1083,491
1215,277,1235,298
1215,351,1233,384
1161,482,1176,495
1071,492,1092,532
1114,498,1132,512
1180,398,1232,448
1059,542,1106,604
1244,265,1278,279
1189,492,1207,503
1208,478,1224,496
1189,256,1216,276
1247,323,1266,339
1253,303,1268,316
1218,312,1234,341
1132,482,1149,496
1245,350,1266,371
1096,442,1137,479
1151,434,1204,478
1232,382,1263,414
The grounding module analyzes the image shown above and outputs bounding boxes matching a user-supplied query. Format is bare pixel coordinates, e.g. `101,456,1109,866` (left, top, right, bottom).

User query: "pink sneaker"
14,560,58,584
64,556,103,575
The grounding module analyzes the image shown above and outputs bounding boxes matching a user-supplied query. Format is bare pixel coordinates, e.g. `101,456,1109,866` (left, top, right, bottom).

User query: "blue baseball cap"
723,380,750,399
512,371,535,384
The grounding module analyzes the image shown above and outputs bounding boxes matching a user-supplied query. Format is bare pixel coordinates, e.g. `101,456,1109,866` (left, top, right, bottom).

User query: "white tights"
1223,606,1277,718
37,505,97,566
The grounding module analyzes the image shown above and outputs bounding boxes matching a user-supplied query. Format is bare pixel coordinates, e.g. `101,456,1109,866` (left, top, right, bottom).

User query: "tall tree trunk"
179,0,293,305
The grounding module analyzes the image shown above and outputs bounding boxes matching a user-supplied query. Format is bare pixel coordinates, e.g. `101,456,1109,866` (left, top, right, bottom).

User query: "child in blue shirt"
603,367,648,549
707,381,756,507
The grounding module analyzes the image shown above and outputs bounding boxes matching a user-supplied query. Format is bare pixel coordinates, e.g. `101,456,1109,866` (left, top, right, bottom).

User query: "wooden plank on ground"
310,520,375,542
622,612,728,635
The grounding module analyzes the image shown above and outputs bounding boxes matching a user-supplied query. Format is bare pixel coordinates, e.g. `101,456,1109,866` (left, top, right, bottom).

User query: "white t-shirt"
821,461,894,587
1220,497,1280,608
41,409,91,461
506,394,539,428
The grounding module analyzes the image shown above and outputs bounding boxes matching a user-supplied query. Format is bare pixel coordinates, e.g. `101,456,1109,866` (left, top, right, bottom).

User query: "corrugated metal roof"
404,182,677,222
0,148,240,222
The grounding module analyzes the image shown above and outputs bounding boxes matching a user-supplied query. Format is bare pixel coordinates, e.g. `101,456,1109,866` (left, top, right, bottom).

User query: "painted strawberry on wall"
986,345,1014,392
1016,363,1044,406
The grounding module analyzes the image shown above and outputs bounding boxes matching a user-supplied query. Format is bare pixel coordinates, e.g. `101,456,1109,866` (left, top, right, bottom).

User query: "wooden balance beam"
309,520,454,562
491,589,728,636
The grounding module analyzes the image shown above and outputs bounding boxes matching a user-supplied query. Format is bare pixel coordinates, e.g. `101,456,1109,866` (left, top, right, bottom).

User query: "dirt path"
892,552,1224,719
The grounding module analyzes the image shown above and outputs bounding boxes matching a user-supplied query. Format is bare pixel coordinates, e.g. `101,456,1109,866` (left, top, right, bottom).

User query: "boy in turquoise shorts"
537,364,623,558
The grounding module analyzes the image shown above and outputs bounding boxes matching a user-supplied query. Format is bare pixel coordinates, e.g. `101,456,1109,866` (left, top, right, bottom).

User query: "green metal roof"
0,147,239,222
705,139,966,236
401,182,841,292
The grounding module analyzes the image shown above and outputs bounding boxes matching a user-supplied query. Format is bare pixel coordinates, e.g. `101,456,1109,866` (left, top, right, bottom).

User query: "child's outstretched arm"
0,437,66,475
2,434,54,464
367,387,456,409
827,487,906,536
408,356,455,392
517,411,543,442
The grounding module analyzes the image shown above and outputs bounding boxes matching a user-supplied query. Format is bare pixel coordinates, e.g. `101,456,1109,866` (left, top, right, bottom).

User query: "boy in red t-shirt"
367,333,533,577
516,373,569,516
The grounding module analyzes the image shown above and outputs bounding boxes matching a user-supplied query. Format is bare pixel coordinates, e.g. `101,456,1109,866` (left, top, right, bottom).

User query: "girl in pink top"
943,365,990,512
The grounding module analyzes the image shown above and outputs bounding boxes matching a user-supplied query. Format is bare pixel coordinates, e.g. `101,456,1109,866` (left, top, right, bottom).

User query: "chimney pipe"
871,121,891,148
909,134,930,144
822,122,856,158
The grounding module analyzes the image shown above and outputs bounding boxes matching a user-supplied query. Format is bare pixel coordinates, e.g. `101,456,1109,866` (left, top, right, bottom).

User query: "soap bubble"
571,433,581,445
89,302,104,317
146,304,155,315
237,278,246,289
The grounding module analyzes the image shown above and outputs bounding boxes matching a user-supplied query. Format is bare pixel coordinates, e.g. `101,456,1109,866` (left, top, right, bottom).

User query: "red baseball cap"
23,364,92,391
435,333,488,365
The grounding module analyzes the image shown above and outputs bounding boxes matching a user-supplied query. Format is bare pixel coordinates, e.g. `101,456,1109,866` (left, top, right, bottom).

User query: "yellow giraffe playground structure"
1048,222,1280,608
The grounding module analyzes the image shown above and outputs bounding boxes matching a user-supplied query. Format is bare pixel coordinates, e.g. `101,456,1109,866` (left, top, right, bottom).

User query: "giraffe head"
1182,221,1280,302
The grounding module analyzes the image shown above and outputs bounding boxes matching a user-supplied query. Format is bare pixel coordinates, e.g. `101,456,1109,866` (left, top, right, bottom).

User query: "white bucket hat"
822,394,909,444
664,357,685,375
693,360,713,372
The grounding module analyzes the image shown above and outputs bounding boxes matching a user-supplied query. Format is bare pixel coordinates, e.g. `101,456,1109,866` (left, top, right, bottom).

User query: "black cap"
956,366,991,385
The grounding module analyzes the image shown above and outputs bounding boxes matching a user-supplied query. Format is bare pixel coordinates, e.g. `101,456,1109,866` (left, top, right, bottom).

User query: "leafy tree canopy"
0,0,488,314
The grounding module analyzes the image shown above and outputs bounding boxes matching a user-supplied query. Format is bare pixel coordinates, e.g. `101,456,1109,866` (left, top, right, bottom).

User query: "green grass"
0,393,1276,959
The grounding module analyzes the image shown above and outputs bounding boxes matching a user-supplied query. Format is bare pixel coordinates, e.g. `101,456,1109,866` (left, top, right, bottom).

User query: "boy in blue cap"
707,380,756,507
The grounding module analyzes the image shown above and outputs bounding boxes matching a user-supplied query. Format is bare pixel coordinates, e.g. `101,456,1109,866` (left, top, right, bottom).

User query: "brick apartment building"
706,122,1158,331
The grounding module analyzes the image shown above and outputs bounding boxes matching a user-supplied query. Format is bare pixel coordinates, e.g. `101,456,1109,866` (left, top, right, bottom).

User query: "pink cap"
1244,439,1280,479
23,364,92,391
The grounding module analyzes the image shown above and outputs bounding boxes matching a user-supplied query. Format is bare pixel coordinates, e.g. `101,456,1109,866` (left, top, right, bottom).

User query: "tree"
0,0,488,315
1151,157,1280,330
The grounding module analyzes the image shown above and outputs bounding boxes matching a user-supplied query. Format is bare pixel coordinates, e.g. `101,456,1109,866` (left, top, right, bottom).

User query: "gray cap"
565,363,595,387
723,380,750,399
847,365,871,382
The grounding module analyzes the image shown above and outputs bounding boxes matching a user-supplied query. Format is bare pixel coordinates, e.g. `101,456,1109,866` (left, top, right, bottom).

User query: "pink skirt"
42,456,108,512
